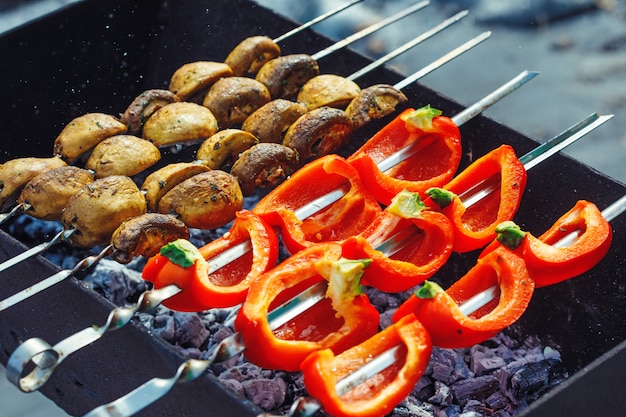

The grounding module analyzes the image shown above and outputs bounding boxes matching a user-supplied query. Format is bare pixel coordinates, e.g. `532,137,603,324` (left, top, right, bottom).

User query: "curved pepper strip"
347,106,462,206
393,247,535,348
142,210,279,311
342,190,454,293
480,200,613,288
425,144,527,253
234,243,380,372
253,154,382,254
300,314,432,417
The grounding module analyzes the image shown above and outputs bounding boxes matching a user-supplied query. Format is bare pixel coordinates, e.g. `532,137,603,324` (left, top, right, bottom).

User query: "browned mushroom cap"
158,170,243,230
168,62,234,102
230,143,299,196
202,77,271,129
85,135,161,178
255,54,320,99
142,102,219,147
17,166,95,221
196,129,259,170
53,113,128,163
283,107,354,164
297,74,362,111
242,99,308,144
141,161,211,212
0,156,67,211
224,36,281,76
121,89,181,134
61,175,147,248
110,213,190,264
345,84,409,129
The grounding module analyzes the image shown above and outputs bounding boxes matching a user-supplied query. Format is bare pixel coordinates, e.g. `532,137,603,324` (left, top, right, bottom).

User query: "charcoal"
220,378,245,397
450,375,499,406
151,314,176,341
430,348,474,385
429,381,453,406
484,390,510,411
242,377,287,410
84,258,150,305
413,375,435,401
171,312,210,348
469,345,506,375
391,396,437,417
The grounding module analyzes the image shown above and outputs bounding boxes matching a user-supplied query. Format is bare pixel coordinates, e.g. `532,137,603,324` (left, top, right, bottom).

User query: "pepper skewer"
12,106,604,417
74,74,553,416
0,4,446,275
259,192,625,417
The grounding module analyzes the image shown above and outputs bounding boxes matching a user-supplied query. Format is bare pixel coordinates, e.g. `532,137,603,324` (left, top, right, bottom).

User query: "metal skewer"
272,0,366,43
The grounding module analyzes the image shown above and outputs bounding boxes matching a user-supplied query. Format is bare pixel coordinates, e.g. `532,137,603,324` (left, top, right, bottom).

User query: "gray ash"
6,207,569,417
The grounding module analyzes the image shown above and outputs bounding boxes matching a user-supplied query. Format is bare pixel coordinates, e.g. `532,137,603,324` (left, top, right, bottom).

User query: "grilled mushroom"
196,129,259,170
17,166,95,221
224,35,281,76
142,102,219,147
53,113,128,163
141,161,211,212
255,54,320,99
0,156,67,211
202,77,271,128
242,99,308,143
110,213,190,264
230,143,299,196
283,107,354,163
296,74,361,111
121,89,181,134
61,175,147,248
85,135,161,178
158,170,243,230
345,84,409,129
168,61,234,102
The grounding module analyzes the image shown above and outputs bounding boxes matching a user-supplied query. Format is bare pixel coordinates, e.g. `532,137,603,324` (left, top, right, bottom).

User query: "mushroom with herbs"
241,99,308,144
85,135,161,178
196,129,259,170
345,84,408,129
202,77,272,129
231,142,300,195
142,102,219,148
224,35,281,77
157,170,243,230
296,74,362,111
255,54,320,99
168,62,234,102
110,213,190,264
17,166,95,221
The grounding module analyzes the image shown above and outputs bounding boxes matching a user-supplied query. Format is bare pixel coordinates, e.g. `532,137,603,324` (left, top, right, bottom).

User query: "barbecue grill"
0,0,625,416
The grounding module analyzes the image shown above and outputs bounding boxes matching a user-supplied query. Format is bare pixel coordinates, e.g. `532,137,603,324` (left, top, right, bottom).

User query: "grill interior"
0,0,625,416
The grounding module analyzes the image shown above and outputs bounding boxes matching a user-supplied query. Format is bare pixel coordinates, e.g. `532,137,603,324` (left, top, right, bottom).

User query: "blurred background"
0,0,624,416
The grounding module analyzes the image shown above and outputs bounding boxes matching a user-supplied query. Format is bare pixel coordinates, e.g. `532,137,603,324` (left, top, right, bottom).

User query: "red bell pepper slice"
480,200,613,287
393,246,535,348
300,314,432,417
425,144,527,253
347,106,462,206
234,243,380,372
253,154,382,254
142,210,279,311
342,190,454,293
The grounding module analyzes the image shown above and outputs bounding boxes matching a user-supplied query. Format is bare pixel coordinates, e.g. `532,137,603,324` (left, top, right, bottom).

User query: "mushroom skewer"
0,30,482,280
77,125,608,417
0,30,481,275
